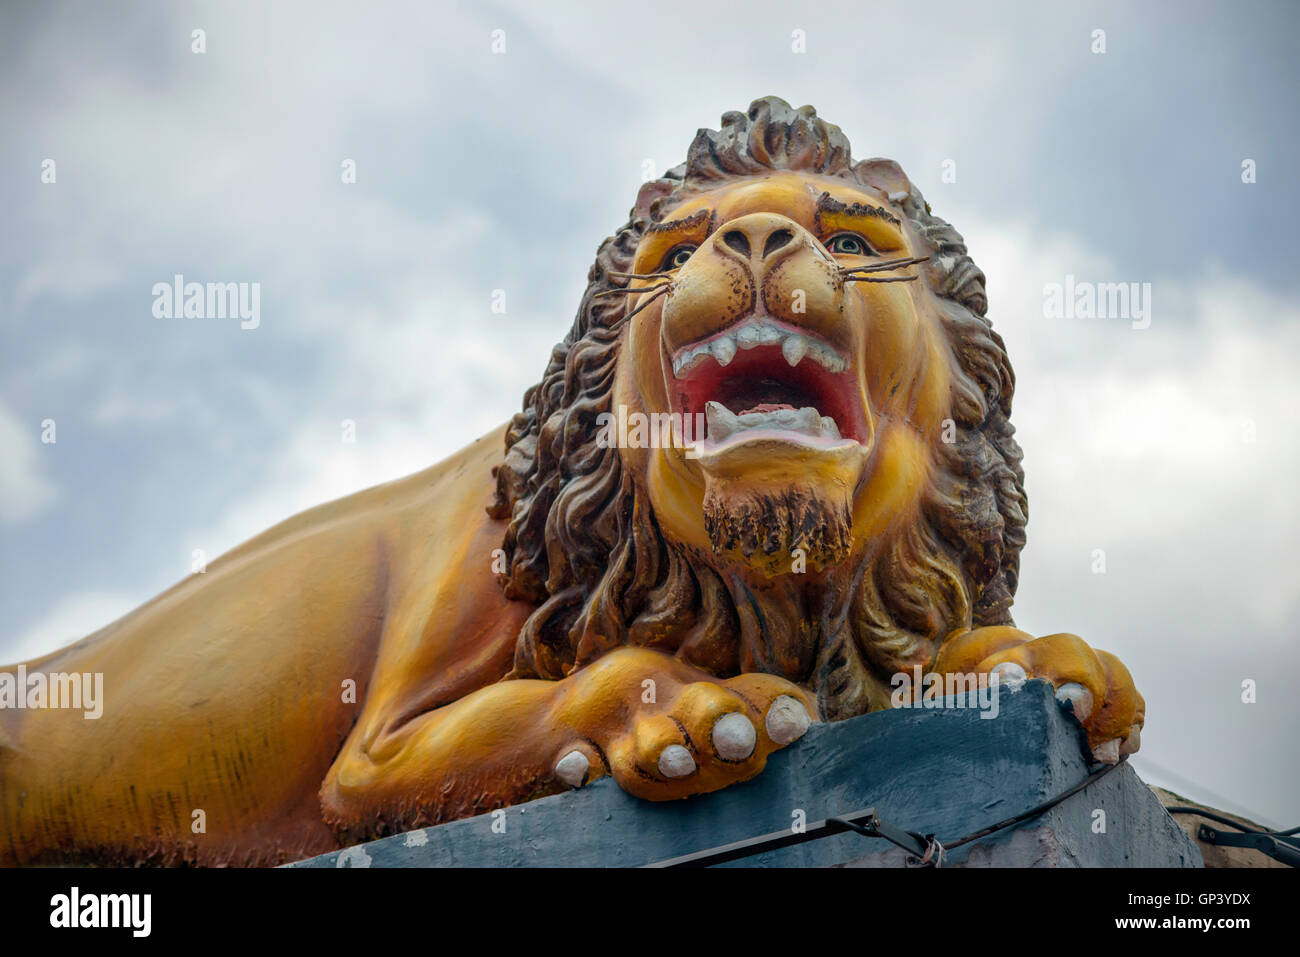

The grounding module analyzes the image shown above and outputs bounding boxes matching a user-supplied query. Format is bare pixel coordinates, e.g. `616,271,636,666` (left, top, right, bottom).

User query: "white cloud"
183,312,557,563
12,259,120,312
0,401,58,523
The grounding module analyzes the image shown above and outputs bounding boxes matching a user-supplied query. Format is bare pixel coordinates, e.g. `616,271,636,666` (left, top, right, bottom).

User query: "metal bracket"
1198,824,1300,867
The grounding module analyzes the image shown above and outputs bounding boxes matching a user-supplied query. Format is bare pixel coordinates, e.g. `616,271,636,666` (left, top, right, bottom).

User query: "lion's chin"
696,434,868,577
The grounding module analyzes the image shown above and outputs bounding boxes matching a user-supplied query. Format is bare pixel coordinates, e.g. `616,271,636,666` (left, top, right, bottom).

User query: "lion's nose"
715,213,801,263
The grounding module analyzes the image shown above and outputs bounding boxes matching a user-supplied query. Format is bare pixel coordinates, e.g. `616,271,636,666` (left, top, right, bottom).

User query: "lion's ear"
854,158,914,206
632,178,678,221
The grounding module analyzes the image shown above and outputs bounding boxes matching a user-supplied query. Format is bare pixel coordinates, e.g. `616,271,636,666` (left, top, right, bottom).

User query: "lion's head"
488,97,1026,721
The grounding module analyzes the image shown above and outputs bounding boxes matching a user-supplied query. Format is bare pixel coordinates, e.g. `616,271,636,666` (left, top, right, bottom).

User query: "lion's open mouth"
668,316,867,451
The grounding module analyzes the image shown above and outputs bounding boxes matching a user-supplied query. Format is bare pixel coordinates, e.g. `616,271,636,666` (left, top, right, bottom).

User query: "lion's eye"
664,245,697,270
826,233,873,256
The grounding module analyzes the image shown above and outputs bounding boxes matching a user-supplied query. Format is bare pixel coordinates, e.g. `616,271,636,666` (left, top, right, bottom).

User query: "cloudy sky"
2,0,1297,827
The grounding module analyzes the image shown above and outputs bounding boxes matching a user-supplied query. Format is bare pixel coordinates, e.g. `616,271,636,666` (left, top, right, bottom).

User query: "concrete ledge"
289,679,1201,868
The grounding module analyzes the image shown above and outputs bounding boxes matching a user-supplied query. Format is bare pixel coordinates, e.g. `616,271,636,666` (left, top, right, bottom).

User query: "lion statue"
0,97,1144,866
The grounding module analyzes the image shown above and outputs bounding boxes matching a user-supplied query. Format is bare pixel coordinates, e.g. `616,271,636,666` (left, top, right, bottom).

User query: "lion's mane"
487,97,1026,720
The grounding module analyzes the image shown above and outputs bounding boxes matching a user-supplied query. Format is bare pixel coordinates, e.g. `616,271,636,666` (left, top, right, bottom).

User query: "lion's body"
1,98,1143,867
1,430,519,865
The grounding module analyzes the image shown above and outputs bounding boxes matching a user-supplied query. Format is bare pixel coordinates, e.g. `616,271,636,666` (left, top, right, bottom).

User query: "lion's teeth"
711,335,737,367
791,406,821,432
672,343,707,377
737,409,775,428
672,318,846,378
782,335,809,367
705,400,739,441
710,405,833,443
820,416,840,439
807,341,847,373
736,322,783,349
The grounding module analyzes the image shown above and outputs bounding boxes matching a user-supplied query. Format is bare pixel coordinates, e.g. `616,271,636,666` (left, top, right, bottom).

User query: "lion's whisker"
592,282,672,299
619,284,671,321
843,275,920,284
608,270,676,280
840,255,931,274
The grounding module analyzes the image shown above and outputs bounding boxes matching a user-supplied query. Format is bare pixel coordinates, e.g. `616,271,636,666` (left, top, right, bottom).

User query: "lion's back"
0,425,510,865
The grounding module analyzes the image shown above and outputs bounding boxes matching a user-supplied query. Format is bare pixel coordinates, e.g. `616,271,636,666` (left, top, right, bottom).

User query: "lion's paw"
554,665,817,801
989,634,1143,763
936,627,1144,764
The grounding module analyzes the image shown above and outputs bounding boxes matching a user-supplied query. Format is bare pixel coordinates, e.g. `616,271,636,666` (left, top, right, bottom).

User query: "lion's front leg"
931,626,1144,763
320,647,817,842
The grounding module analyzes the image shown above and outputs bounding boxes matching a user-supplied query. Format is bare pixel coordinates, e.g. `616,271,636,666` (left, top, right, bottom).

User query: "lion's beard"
702,482,853,570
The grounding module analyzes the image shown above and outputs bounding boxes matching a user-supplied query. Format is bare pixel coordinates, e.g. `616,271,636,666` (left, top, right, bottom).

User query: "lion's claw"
1120,724,1141,756
658,744,697,778
1092,739,1121,764
1055,682,1094,722
765,695,811,746
555,750,590,788
712,712,757,761
990,660,1028,691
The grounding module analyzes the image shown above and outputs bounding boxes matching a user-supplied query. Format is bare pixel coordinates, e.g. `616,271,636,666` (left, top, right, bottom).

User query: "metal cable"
942,756,1129,851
